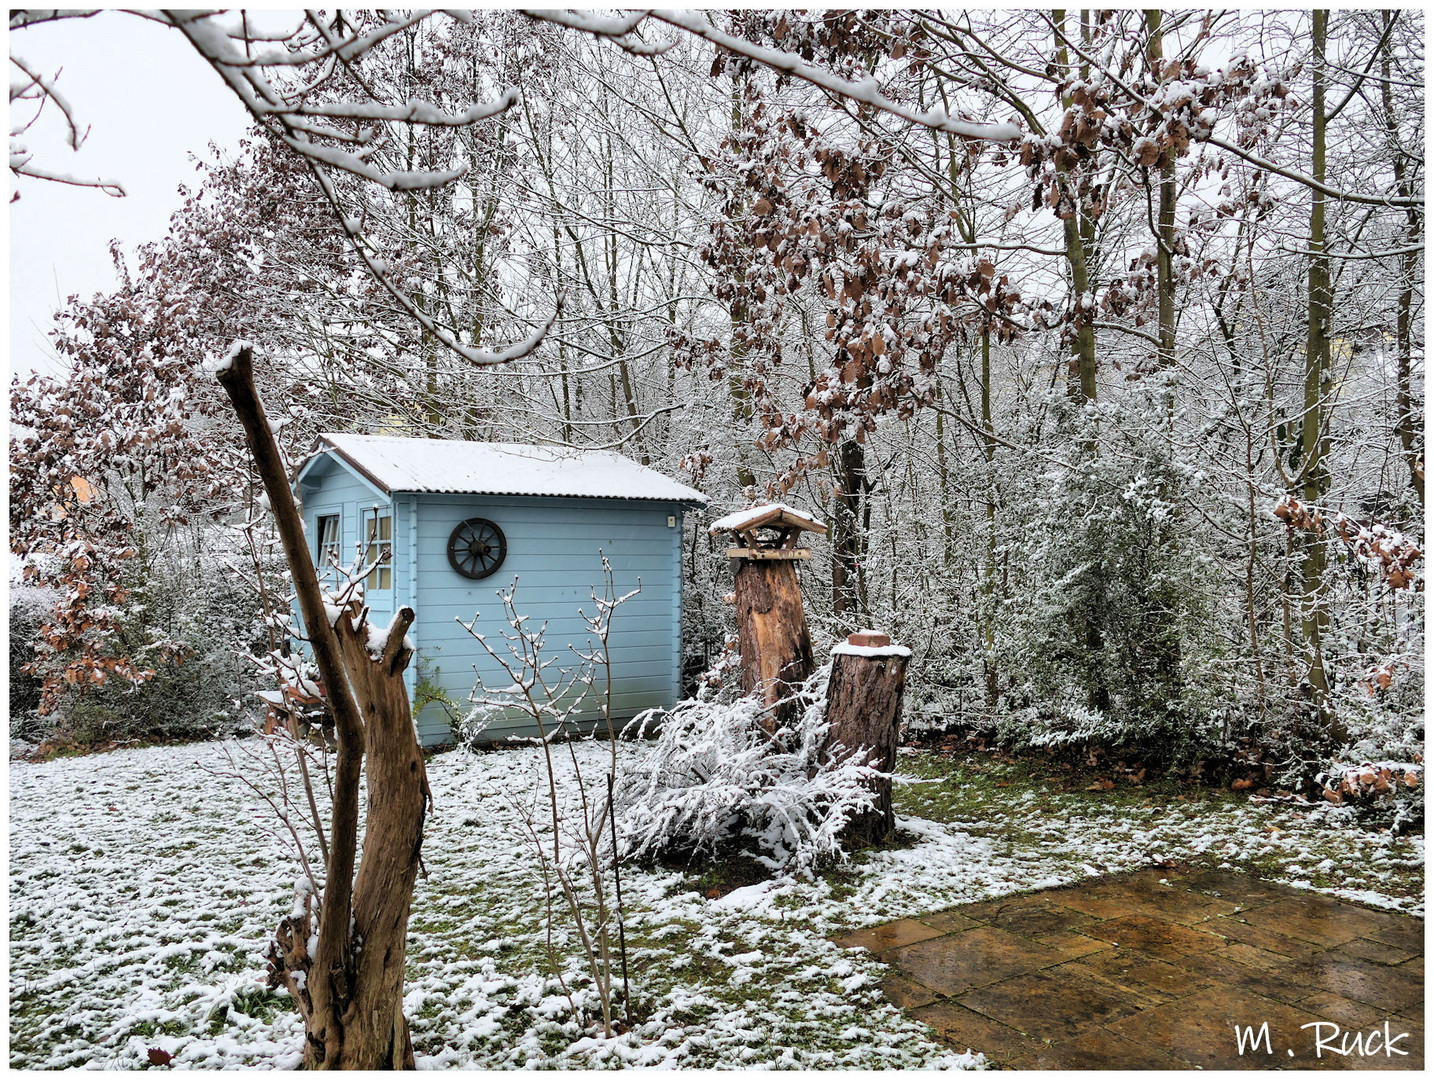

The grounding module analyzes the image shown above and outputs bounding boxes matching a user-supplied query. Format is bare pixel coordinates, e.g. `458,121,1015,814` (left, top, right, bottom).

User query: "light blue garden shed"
294,434,706,746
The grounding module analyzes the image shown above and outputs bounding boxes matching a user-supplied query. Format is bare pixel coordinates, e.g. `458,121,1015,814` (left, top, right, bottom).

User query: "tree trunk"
218,347,430,1070
979,328,1001,706
1299,10,1335,726
1380,12,1424,509
1053,11,1098,406
831,438,866,619
1146,9,1178,369
821,639,910,848
732,558,814,731
335,606,430,1069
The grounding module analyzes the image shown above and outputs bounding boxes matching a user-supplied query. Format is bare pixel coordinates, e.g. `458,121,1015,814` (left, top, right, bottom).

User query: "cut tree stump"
822,632,911,847
733,558,815,730
712,504,827,733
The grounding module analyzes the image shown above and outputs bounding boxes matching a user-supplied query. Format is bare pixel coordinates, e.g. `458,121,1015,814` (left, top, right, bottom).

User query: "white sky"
7,12,253,379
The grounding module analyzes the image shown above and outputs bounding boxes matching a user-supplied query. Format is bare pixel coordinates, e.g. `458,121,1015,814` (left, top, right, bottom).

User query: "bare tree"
216,345,431,1068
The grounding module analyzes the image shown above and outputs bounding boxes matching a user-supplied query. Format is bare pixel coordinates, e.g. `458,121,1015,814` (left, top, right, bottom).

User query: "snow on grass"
891,753,1423,918
10,738,1423,1069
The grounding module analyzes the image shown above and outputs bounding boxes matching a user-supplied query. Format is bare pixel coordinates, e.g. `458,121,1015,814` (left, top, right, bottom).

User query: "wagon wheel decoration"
447,518,507,580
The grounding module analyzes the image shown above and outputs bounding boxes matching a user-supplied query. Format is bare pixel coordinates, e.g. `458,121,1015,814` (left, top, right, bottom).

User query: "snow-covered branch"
523,9,1022,142
8,51,125,196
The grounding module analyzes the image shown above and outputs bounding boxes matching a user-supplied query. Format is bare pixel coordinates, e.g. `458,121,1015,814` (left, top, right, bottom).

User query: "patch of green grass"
232,986,286,1021
162,951,199,973
666,850,772,900
125,1017,189,1039
894,747,1423,904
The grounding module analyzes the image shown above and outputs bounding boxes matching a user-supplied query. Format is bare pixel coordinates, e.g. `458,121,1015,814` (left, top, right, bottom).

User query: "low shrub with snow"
11,547,263,748
614,664,884,873
8,582,55,739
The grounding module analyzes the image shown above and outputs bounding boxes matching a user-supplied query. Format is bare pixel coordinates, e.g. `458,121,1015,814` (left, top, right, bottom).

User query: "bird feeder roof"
709,503,828,537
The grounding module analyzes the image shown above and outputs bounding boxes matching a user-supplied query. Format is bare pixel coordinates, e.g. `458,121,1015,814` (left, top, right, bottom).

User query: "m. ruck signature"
1235,1021,1413,1060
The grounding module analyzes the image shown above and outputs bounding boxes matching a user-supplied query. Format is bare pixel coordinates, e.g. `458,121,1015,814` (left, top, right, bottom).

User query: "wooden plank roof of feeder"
710,503,828,560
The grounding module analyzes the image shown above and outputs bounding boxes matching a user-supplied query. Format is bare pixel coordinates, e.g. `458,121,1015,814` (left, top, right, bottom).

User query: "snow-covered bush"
40,547,261,745
614,663,885,873
8,581,56,741
991,396,1226,763
1320,551,1423,747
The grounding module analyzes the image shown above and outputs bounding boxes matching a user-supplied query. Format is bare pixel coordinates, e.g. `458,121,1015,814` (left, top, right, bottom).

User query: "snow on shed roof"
305,433,707,504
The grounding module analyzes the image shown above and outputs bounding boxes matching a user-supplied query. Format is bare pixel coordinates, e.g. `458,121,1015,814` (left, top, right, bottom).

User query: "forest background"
9,8,1424,796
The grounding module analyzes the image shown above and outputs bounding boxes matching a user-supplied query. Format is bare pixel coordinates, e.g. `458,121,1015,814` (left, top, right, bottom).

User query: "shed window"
316,514,342,574
362,509,393,591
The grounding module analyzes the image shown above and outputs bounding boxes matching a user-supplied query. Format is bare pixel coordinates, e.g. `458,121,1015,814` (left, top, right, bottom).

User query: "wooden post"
711,504,828,733
733,558,814,730
822,630,910,848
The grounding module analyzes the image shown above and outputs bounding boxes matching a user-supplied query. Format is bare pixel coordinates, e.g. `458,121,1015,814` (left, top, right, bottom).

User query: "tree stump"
821,631,910,847
733,558,815,731
711,504,827,734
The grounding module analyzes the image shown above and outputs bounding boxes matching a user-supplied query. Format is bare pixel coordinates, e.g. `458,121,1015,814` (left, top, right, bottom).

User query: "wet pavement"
836,868,1423,1069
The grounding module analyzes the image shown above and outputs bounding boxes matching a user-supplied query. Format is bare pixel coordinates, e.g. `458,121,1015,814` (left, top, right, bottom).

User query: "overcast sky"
8,12,253,379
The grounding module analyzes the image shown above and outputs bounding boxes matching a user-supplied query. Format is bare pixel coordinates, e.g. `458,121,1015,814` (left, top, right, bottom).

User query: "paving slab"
952,894,1101,937
832,917,944,952
1034,929,1113,959
851,867,1422,1069
916,909,983,935
1098,913,1228,961
1209,913,1329,959
957,970,1143,1041
910,1000,1047,1062
1107,985,1353,1069
1336,937,1422,966
1359,912,1426,956
1183,868,1305,906
1013,1026,1186,1070
883,925,1060,996
1052,948,1208,1006
878,972,938,1010
1238,897,1376,949
1274,951,1425,1018
1300,989,1386,1030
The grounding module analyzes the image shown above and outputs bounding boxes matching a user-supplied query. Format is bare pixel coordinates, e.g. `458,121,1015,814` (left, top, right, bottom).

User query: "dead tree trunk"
733,558,814,731
219,346,430,1070
335,605,430,1067
821,633,910,848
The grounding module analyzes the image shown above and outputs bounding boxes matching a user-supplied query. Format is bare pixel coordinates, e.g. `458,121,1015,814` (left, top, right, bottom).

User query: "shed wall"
410,494,684,745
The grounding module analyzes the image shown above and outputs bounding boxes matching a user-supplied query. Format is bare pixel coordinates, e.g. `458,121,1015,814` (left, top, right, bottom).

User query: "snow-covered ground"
9,738,1423,1069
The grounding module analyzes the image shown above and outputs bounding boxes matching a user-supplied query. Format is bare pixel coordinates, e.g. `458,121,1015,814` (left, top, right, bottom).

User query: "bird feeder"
710,503,827,729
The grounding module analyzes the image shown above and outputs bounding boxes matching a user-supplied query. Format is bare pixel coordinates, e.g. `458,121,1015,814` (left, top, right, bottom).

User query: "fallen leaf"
147,1048,173,1068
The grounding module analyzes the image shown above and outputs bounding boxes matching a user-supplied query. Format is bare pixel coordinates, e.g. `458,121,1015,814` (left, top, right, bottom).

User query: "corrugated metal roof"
302,433,707,504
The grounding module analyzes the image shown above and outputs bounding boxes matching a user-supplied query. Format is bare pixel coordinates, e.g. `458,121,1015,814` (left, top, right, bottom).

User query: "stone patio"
835,868,1423,1069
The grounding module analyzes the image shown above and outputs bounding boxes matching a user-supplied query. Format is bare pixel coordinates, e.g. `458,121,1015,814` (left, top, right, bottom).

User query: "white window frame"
316,513,342,577
361,507,394,592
